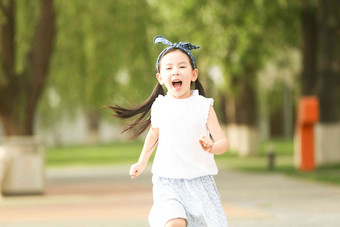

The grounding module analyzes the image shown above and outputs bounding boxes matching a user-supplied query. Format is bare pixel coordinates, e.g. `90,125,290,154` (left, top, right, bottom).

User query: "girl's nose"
172,67,179,75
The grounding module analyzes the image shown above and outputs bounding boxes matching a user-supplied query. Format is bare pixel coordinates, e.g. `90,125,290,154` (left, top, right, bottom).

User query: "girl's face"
157,50,198,99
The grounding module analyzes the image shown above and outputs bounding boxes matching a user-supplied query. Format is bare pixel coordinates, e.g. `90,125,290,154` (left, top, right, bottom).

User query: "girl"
108,36,228,227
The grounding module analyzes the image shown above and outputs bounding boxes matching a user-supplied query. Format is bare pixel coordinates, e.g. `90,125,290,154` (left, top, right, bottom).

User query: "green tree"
148,0,300,154
0,0,56,136
38,0,154,138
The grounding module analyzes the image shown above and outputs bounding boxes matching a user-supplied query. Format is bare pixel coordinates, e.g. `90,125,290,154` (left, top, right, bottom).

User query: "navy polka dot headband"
154,35,200,73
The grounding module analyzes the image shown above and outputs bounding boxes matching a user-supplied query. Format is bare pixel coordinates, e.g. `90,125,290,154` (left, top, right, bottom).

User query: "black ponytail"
195,78,206,97
106,83,164,139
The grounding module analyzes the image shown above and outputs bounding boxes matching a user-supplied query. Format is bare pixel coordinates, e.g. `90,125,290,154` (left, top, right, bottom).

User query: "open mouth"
172,81,182,89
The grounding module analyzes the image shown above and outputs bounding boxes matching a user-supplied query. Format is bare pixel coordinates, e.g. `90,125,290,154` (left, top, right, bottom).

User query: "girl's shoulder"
152,94,165,109
196,93,214,107
154,93,165,103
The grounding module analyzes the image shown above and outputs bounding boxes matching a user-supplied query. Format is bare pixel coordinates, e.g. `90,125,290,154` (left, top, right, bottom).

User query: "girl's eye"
180,66,186,69
166,68,172,70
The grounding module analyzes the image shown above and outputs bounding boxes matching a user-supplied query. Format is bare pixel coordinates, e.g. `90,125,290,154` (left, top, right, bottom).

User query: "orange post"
296,97,319,171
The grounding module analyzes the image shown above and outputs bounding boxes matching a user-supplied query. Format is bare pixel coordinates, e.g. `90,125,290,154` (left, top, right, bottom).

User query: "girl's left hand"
199,136,214,153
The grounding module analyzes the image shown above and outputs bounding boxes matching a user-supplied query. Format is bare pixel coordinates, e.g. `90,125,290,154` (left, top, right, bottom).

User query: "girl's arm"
199,106,229,155
129,127,159,179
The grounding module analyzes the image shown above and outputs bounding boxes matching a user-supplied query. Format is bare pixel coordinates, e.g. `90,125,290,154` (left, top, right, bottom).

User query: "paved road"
1,165,340,227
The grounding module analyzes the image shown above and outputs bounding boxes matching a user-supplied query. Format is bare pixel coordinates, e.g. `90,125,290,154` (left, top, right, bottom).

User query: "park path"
0,165,340,227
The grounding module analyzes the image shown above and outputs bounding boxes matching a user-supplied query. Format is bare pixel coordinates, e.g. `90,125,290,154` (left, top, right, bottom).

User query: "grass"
215,139,340,186
46,139,340,186
215,139,295,171
284,163,340,185
46,140,147,166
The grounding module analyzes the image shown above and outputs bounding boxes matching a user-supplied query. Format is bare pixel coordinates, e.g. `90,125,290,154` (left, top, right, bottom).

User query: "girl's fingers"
199,136,213,153
199,136,207,145
129,165,135,176
199,141,205,149
129,165,139,177
199,137,209,146
130,163,144,179
130,169,138,179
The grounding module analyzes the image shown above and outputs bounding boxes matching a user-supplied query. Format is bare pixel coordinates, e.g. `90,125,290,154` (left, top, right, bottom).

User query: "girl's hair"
107,47,206,139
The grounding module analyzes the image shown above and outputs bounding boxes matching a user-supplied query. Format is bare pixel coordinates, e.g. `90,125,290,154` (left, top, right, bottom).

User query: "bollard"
295,97,319,171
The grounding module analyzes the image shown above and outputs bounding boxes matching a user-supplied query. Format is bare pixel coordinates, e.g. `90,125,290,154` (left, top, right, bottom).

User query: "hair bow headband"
154,35,200,73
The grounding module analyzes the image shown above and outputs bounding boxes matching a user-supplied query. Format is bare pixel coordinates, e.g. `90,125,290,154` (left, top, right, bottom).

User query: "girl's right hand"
129,162,146,179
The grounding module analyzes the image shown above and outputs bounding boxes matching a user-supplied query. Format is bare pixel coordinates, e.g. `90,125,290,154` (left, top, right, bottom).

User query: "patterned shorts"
149,175,228,227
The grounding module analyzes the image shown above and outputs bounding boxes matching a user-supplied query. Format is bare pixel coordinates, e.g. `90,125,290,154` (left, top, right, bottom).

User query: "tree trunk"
234,78,257,126
317,0,340,123
1,112,28,135
225,74,259,156
313,0,340,166
217,92,227,125
300,1,318,95
86,110,100,145
0,0,56,136
283,83,294,139
224,94,236,125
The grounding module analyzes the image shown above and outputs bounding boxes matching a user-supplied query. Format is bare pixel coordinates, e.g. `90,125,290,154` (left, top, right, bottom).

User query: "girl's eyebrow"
164,61,188,66
178,61,189,65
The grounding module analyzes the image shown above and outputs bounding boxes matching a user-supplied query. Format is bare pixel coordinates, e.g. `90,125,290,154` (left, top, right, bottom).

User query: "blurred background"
0,0,339,198
1,0,340,226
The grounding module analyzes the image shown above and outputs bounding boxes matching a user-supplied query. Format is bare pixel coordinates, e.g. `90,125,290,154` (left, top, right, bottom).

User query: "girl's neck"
167,90,197,100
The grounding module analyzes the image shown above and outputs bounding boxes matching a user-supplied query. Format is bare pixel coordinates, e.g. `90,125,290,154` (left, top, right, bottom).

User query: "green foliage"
15,0,41,74
148,0,300,97
0,0,41,90
38,0,154,128
257,49,301,118
36,0,302,130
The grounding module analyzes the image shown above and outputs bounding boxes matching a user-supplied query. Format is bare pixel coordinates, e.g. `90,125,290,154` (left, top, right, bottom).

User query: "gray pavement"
0,165,340,227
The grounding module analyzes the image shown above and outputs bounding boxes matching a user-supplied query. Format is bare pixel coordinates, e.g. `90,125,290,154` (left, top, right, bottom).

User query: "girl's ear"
156,73,163,85
191,69,198,82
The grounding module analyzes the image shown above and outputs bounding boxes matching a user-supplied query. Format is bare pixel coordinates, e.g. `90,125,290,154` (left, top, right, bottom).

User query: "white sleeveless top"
151,90,218,179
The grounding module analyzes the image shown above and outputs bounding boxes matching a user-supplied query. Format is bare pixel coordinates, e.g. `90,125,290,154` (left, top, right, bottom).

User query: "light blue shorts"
149,175,228,227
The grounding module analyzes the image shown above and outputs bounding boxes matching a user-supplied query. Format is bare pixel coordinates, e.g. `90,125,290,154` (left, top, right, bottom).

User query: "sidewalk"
1,165,340,227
